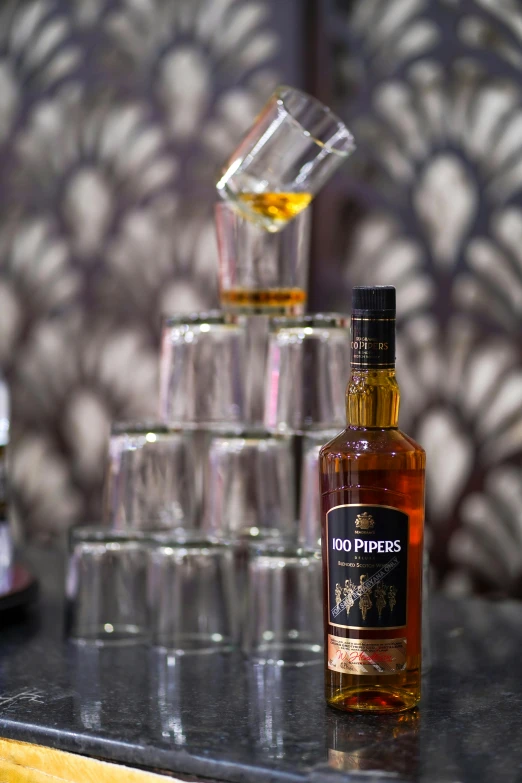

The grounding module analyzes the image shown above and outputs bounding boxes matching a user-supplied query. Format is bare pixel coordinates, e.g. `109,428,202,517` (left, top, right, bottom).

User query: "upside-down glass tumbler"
242,541,323,666
264,314,350,435
202,432,296,541
66,527,150,645
148,534,237,654
103,423,197,532
159,312,247,432
298,431,341,551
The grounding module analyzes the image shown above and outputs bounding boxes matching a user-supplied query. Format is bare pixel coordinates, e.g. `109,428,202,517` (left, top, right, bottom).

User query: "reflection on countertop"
1,547,522,783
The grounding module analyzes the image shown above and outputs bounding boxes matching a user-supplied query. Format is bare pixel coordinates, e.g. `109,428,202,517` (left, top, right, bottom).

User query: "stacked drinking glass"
66,86,356,665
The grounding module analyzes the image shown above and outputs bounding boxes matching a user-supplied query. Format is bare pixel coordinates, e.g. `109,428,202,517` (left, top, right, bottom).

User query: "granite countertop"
1,548,522,783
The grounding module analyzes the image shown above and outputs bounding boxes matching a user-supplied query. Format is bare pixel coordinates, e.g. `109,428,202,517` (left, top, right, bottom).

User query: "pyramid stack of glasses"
66,87,356,665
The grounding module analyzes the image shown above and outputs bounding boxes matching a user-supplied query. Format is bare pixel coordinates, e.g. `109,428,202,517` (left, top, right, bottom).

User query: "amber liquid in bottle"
320,288,425,713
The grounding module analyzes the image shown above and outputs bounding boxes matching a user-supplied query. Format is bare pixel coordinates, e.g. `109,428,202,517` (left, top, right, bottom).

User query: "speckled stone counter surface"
1,549,522,783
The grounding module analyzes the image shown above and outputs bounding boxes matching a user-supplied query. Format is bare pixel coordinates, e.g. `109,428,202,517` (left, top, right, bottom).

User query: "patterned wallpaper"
1,0,522,596
0,0,297,539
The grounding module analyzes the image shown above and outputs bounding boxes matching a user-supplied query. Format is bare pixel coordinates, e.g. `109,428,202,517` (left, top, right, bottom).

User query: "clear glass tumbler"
159,312,247,431
264,314,350,435
242,541,323,666
216,199,311,425
215,201,310,315
298,431,341,551
66,527,150,645
242,315,271,427
0,522,13,593
216,85,355,232
103,423,197,532
202,432,296,541
148,533,237,654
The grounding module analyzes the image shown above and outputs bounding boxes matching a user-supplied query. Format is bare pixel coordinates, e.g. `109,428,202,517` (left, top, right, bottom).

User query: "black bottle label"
326,504,408,630
351,315,395,368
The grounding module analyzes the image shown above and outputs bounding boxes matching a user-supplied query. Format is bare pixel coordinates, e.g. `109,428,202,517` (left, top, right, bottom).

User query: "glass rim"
248,538,322,559
162,311,239,327
111,421,171,436
69,528,233,549
207,428,294,441
161,420,245,433
153,635,236,655
148,531,231,548
275,85,355,158
69,629,150,647
269,312,349,330
69,526,151,544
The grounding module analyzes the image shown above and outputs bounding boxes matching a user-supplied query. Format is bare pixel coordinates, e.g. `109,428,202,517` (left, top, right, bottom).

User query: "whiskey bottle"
320,286,425,712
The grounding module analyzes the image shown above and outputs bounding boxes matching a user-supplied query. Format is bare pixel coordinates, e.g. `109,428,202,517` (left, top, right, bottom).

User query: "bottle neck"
347,368,400,428
348,310,398,428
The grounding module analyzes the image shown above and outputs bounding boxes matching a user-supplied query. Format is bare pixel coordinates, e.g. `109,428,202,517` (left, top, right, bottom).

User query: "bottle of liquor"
320,286,425,712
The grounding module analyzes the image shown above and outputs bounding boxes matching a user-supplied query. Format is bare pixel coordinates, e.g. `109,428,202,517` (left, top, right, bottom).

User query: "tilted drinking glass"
216,85,355,233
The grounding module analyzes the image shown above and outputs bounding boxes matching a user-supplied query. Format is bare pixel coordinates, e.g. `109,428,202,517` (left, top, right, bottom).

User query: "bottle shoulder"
320,427,425,461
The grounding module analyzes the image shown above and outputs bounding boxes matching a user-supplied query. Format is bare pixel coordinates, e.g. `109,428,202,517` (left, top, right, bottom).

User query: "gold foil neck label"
328,635,407,675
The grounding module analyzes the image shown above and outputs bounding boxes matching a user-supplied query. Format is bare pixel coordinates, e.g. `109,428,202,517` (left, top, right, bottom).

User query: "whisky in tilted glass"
217,86,354,233
236,192,312,232
320,286,425,712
